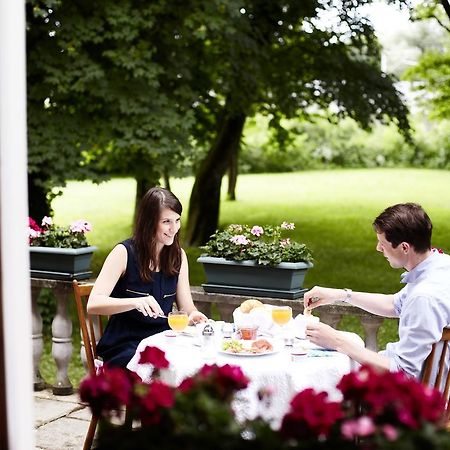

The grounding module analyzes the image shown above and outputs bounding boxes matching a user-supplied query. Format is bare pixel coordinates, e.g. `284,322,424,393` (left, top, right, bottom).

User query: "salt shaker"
222,323,234,339
202,323,216,360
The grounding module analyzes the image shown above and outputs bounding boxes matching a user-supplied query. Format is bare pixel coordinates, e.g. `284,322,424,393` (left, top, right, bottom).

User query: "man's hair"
373,203,432,253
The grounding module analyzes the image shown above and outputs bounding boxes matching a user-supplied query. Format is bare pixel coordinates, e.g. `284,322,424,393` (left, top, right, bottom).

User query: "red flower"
179,364,249,402
338,365,447,429
79,367,133,417
28,217,42,232
139,380,175,425
139,346,169,369
280,388,342,439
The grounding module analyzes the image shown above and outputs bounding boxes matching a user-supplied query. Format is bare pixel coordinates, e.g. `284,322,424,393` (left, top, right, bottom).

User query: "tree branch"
440,0,450,22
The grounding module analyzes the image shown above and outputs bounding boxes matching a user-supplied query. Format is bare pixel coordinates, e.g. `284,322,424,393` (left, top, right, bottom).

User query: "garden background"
38,168,450,385
28,1,450,387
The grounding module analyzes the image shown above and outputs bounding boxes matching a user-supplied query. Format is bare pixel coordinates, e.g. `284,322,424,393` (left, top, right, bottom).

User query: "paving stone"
34,397,83,427
35,416,88,450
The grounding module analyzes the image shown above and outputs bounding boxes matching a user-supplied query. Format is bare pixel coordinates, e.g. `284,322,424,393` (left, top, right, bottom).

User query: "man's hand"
303,286,345,311
305,321,341,350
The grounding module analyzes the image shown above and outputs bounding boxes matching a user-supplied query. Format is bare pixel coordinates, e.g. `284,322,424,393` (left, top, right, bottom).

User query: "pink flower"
28,227,41,239
250,226,264,236
41,216,53,227
280,238,290,247
139,346,170,369
70,219,92,233
382,424,398,441
341,416,375,439
230,235,249,245
281,221,295,230
28,217,42,232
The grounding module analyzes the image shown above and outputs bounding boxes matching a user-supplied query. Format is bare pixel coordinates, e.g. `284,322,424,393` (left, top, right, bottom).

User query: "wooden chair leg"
83,415,99,450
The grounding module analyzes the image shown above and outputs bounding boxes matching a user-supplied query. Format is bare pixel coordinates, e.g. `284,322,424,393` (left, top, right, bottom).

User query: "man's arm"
304,286,397,317
306,321,391,371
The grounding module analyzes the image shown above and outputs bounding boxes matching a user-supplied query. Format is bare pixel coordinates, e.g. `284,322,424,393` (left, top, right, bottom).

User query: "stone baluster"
31,285,45,391
360,315,384,352
51,284,73,395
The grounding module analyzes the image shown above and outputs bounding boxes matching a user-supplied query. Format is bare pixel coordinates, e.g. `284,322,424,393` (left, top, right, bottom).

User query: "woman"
88,186,207,368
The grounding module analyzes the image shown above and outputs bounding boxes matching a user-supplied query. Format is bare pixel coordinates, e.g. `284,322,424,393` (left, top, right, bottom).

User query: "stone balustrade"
31,279,386,395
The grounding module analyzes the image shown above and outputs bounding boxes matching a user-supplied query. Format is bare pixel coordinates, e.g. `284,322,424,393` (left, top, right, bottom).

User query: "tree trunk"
185,113,246,246
162,168,171,191
28,173,51,220
227,147,238,201
134,171,161,222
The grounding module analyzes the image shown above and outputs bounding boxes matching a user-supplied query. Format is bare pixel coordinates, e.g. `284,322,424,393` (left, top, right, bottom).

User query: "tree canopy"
27,0,412,245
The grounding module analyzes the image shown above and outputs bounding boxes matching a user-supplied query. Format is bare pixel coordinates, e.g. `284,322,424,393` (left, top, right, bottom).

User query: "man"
304,203,450,378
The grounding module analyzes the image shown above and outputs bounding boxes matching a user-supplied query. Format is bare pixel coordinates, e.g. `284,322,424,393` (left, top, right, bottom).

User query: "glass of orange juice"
168,310,189,337
271,306,292,344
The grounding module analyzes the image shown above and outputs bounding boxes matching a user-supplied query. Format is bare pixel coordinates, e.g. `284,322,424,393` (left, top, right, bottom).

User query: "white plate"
219,338,280,357
219,348,279,357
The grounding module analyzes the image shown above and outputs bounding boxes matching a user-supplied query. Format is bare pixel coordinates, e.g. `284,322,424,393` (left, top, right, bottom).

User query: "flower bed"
80,346,450,450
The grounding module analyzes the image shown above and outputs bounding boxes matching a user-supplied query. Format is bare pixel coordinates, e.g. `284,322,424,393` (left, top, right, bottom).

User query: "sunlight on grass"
44,168,450,387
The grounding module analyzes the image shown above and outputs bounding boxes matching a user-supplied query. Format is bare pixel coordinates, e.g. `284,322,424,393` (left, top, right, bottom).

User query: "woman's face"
155,207,181,249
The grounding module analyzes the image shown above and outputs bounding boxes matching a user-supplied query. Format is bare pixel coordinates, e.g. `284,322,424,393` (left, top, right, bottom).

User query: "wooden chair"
73,279,102,450
421,328,450,423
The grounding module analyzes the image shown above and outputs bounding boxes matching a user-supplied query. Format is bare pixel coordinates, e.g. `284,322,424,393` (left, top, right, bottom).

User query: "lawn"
40,168,450,386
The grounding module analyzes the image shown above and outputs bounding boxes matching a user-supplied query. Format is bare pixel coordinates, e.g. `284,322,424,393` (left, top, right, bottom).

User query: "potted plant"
28,216,96,280
197,222,313,299
79,346,450,450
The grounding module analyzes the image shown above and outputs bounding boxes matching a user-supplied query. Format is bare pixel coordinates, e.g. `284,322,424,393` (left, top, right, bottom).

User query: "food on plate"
250,339,273,353
239,299,263,313
222,340,245,353
222,338,274,354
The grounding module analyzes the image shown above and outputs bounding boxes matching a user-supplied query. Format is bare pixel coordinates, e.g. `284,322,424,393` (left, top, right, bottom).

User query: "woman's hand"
188,310,207,325
133,296,164,318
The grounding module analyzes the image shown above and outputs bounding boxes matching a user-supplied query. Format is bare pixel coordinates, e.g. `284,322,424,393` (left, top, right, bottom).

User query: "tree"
183,0,411,246
402,1,450,119
26,0,197,219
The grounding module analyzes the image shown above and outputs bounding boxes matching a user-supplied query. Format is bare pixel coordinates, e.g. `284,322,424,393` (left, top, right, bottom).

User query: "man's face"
376,232,407,269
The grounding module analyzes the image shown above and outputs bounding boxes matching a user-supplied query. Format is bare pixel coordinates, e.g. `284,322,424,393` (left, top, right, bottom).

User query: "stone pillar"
319,312,343,329
31,285,45,391
360,315,384,351
51,284,73,395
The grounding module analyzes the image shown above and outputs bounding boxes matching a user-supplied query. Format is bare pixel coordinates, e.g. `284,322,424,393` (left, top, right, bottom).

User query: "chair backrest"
421,328,450,420
72,280,102,376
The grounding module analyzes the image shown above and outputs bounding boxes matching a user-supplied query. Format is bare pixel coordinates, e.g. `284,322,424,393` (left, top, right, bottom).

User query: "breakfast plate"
219,338,280,357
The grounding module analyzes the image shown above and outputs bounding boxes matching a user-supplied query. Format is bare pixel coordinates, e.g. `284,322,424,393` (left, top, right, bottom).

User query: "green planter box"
30,246,97,280
197,256,313,299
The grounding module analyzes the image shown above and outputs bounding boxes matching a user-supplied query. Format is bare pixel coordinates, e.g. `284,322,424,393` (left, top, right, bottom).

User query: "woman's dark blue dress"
96,239,178,368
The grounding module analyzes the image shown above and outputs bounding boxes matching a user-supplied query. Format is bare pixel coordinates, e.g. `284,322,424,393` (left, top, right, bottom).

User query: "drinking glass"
271,306,292,345
168,311,189,337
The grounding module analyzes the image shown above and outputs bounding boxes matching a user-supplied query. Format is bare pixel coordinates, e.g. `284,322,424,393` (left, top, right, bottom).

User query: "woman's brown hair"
133,187,182,281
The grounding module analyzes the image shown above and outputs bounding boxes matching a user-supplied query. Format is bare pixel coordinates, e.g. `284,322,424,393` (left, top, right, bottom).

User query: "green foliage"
241,115,450,173
201,223,313,265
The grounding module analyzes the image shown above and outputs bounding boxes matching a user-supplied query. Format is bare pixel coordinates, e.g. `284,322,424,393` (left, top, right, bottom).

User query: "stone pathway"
34,389,90,449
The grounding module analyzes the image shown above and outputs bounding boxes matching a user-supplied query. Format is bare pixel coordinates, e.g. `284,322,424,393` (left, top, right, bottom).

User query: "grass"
41,168,450,387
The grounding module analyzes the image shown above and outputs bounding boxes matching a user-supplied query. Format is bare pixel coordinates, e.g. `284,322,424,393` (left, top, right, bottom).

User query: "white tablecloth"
127,329,364,427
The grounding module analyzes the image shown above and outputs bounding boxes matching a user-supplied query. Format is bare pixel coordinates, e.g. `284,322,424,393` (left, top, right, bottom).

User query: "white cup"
294,314,320,339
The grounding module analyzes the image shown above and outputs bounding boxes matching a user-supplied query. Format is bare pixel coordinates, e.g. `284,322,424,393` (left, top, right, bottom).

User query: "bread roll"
239,299,263,313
